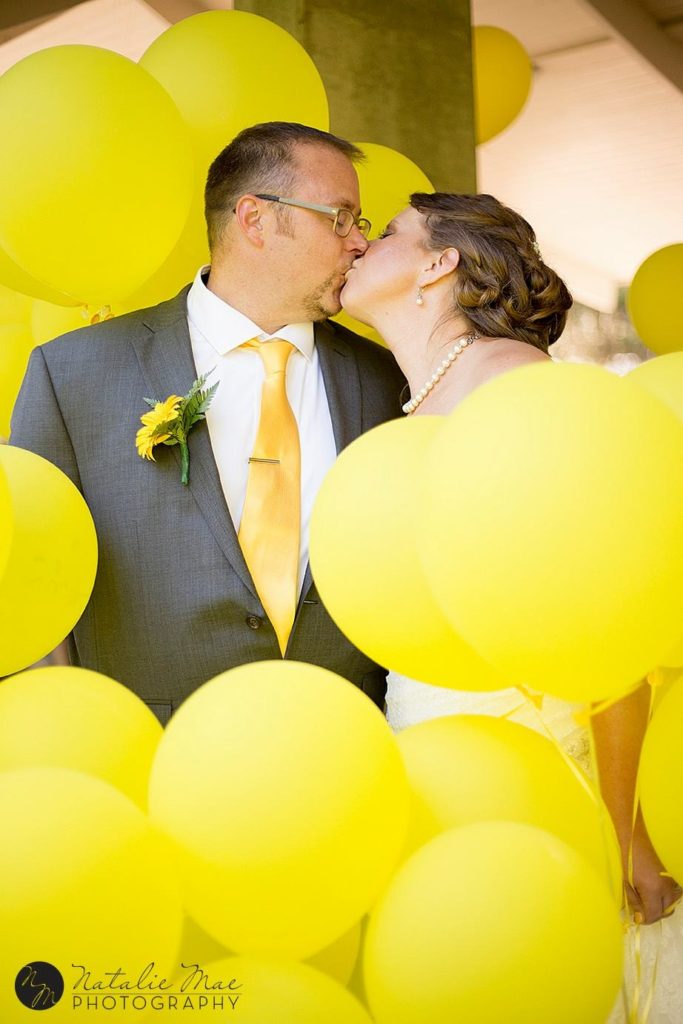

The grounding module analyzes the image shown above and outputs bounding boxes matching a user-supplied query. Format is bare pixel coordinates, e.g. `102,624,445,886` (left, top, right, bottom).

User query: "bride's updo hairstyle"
410,192,573,353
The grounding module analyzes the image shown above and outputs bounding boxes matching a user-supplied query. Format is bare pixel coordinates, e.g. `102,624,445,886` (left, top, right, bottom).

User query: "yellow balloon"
650,665,683,708
0,322,35,439
148,660,409,959
473,26,533,144
353,142,434,239
628,244,683,355
629,351,683,421
153,956,373,1022
420,362,683,702
0,279,32,323
310,417,509,690
629,353,683,665
0,445,98,675
0,45,194,305
0,767,183,1023
660,630,683,674
0,457,10,578
397,715,621,897
121,181,209,312
140,10,328,167
0,666,162,809
364,822,623,1024
640,672,683,884
0,243,79,307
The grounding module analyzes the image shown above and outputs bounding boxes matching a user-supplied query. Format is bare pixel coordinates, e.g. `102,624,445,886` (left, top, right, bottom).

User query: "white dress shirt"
186,266,338,597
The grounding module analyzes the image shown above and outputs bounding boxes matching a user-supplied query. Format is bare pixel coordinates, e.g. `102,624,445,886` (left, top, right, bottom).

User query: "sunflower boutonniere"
136,369,218,485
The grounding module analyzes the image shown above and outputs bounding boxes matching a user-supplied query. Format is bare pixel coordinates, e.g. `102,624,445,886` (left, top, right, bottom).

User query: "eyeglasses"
254,194,371,238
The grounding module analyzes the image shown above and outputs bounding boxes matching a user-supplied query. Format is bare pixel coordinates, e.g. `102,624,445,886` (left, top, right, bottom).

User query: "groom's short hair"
205,122,364,251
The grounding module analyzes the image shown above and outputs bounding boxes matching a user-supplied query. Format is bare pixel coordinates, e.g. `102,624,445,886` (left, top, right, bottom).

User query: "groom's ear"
234,195,266,248
420,247,461,286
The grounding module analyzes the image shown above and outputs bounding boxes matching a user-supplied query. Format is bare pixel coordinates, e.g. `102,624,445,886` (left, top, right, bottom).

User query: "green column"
235,0,476,192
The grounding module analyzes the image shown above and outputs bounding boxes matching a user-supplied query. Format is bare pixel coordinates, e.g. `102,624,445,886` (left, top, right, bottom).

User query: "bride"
340,191,682,1024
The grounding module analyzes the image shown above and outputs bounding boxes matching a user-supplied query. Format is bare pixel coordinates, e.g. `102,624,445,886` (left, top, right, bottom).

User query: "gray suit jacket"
9,286,406,723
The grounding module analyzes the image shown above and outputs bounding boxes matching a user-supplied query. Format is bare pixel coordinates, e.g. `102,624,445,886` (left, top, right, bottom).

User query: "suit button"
246,614,263,630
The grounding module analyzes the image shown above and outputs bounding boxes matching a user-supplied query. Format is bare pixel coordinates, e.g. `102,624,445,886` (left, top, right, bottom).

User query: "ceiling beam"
0,1,87,33
142,0,231,22
581,0,683,92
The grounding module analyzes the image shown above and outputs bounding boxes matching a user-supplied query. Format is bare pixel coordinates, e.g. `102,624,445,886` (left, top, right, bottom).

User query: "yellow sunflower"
135,395,182,461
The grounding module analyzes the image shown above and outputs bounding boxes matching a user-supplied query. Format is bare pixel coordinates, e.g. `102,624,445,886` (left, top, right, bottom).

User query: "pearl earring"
416,286,424,306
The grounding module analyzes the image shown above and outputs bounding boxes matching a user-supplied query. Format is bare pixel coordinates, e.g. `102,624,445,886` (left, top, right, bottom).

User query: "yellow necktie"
239,338,301,655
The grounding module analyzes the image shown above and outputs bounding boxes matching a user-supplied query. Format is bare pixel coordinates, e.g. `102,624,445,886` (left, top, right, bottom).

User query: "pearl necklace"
402,332,479,415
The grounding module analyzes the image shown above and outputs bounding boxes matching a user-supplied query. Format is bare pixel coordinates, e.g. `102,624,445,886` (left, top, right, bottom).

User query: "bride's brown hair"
410,192,573,353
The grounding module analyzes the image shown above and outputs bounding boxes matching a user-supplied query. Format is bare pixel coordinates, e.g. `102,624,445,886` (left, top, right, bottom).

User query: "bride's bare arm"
591,682,682,923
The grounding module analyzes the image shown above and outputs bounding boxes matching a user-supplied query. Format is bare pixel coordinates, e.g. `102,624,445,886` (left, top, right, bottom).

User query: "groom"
9,121,405,724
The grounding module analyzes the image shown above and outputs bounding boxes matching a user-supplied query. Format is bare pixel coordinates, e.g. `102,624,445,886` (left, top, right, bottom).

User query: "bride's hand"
624,826,682,925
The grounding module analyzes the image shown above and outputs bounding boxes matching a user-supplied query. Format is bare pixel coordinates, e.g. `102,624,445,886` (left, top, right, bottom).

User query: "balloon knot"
89,305,114,324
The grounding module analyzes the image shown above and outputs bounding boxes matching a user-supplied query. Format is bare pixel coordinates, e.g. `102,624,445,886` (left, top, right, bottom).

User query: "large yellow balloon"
0,445,98,675
364,822,623,1024
629,353,683,665
629,351,683,420
661,630,683,669
397,715,621,896
0,323,35,439
420,362,683,702
140,10,328,168
0,244,79,307
148,660,409,960
628,244,683,355
640,672,683,884
0,458,10,579
0,279,31,323
0,45,194,305
120,184,209,312
153,956,373,1022
473,26,533,144
0,767,183,1023
0,666,162,809
310,417,510,690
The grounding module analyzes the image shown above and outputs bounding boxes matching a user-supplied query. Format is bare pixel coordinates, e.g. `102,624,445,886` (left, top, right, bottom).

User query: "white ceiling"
0,0,167,73
1,0,682,312
474,0,683,310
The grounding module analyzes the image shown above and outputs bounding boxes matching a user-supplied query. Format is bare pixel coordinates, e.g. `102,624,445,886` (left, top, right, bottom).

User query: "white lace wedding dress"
386,671,683,1024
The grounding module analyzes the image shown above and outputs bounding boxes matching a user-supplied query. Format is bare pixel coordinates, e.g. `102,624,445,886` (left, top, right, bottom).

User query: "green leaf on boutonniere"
135,367,218,485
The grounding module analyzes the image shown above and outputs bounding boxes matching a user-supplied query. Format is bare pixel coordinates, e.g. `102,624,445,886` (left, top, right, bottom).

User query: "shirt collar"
186,266,315,361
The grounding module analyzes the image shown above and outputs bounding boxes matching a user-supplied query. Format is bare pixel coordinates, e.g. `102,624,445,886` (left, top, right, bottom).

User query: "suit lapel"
297,320,364,603
131,290,258,600
314,319,362,455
